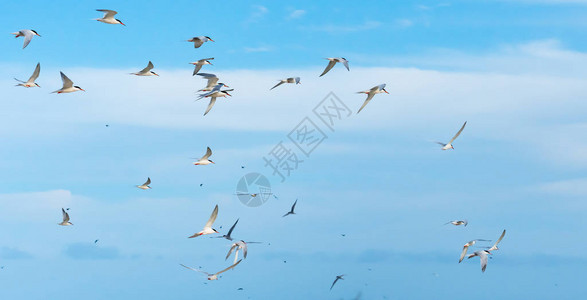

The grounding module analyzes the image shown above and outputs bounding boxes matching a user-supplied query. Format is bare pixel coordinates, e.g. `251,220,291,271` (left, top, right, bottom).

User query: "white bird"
197,87,233,116
319,57,349,77
458,239,491,263
193,147,215,165
196,73,228,92
11,29,41,49
131,61,159,76
330,274,345,290
188,204,219,238
190,58,214,75
445,220,468,227
467,250,491,272
214,219,239,241
187,36,214,48
487,230,506,251
356,84,389,113
436,121,467,150
52,72,85,94
180,260,242,281
283,199,297,217
136,177,151,190
225,240,248,264
270,77,301,90
58,208,73,226
94,9,125,25
14,63,41,88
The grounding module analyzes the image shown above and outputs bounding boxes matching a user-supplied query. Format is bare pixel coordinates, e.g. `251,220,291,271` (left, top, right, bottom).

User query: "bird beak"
153,72,159,76
210,39,215,42
208,61,213,65
80,88,85,92
189,62,196,65
120,22,126,26
223,84,229,88
226,93,232,97
384,89,389,94
36,33,42,37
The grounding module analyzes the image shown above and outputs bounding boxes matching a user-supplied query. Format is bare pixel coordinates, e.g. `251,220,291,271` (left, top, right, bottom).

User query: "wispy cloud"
301,21,382,33
288,9,306,20
244,5,269,24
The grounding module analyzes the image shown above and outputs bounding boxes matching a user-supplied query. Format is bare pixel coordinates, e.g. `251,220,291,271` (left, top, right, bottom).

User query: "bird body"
15,63,41,88
12,29,41,49
136,177,151,189
320,57,349,77
190,58,214,75
188,204,219,238
58,208,73,226
187,36,214,48
436,122,467,150
52,72,84,93
270,77,301,90
356,84,388,113
132,61,158,76
283,199,297,217
95,9,125,25
193,147,215,165
180,259,241,281
330,274,345,290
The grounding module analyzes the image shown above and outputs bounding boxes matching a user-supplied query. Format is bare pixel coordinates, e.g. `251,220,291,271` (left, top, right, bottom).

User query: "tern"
214,219,239,241
11,29,41,49
319,57,349,77
270,77,301,90
131,61,158,76
58,208,73,226
459,239,491,263
52,72,85,94
356,84,389,113
193,147,215,165
197,88,233,116
188,204,219,238
190,58,214,75
436,121,467,150
445,220,468,227
136,177,151,190
14,63,40,88
187,36,214,48
330,274,345,290
196,73,228,92
467,250,491,272
225,240,248,264
180,260,241,281
94,9,125,25
487,230,506,251
283,199,297,217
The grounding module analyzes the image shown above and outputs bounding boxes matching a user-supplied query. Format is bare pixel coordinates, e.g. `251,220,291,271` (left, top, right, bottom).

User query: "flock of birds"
11,7,507,295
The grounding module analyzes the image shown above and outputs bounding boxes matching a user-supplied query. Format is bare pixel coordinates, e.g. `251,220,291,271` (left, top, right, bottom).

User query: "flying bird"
187,36,214,48
193,147,215,165
58,208,73,226
459,239,492,263
196,73,228,92
319,57,349,77
131,61,158,76
214,219,239,241
197,86,233,116
487,230,506,251
330,274,345,290
356,84,389,113
14,63,41,88
283,199,297,217
180,260,241,281
190,58,214,75
270,77,301,90
136,177,151,190
188,204,219,238
225,240,248,264
436,121,467,150
12,29,41,49
94,9,125,25
52,72,85,94
467,250,491,272
445,220,468,226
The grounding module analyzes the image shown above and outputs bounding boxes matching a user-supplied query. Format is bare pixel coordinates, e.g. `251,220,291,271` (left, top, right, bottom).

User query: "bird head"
31,30,41,36
206,60,213,65
151,71,159,76
209,160,215,164
383,88,389,94
35,83,40,87
74,86,85,92
205,36,214,42
116,19,126,26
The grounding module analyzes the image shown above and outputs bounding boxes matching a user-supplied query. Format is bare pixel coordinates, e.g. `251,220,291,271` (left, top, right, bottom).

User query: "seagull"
131,61,158,76
330,274,345,290
225,240,248,264
283,199,297,217
445,220,468,226
94,9,125,25
180,260,241,281
136,177,151,190
196,73,228,92
270,77,301,90
436,121,467,150
58,208,73,226
193,147,215,165
14,63,41,88
52,72,85,94
197,88,233,116
190,58,214,75
188,204,219,238
214,219,239,241
187,36,214,48
319,57,349,77
11,29,41,49
467,250,491,272
487,230,506,251
356,84,389,113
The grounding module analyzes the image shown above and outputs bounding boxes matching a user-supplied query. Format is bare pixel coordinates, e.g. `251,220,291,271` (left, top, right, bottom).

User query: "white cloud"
288,9,306,19
245,5,269,24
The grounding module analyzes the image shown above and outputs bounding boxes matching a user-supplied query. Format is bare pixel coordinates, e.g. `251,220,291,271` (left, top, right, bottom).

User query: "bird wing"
215,259,242,275
373,83,386,92
459,245,469,263
62,208,70,222
143,177,151,186
492,230,506,248
357,93,375,114
22,30,34,49
139,61,154,73
204,205,218,229
225,244,237,260
330,277,340,290
341,59,350,71
199,57,214,62
448,121,467,144
29,63,40,82
197,73,219,88
202,147,213,160
60,72,73,89
192,64,203,76
479,251,488,272
203,97,217,116
241,242,248,259
192,37,204,48
291,199,297,212
180,264,210,276
226,219,239,237
270,81,284,90
97,9,118,18
320,60,337,77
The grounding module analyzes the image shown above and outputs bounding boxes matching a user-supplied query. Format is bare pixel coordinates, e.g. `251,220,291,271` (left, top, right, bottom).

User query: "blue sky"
1,0,587,299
